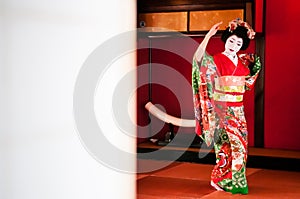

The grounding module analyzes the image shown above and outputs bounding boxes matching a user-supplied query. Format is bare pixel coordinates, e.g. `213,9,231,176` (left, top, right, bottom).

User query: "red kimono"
192,52,261,194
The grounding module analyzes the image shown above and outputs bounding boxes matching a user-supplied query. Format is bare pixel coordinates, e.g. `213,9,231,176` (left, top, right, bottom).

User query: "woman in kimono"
192,19,261,194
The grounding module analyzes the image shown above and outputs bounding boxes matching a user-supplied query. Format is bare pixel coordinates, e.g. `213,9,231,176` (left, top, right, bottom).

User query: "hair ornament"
228,18,256,39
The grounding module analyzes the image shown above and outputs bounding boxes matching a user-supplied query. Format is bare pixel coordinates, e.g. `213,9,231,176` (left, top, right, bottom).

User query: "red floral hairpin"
228,18,256,39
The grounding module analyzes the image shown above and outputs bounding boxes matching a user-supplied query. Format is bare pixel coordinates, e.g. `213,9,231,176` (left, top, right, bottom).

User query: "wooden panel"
138,0,249,13
245,2,253,27
138,12,188,32
189,9,244,31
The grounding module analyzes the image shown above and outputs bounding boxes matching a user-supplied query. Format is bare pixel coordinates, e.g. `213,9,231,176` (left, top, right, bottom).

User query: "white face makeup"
224,35,243,56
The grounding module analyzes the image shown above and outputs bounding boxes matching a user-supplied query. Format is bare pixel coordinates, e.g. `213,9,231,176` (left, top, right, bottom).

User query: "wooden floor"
137,159,300,199
137,142,300,198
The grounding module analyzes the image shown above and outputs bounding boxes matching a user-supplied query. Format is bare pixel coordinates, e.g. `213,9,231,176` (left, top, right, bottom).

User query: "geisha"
192,19,261,194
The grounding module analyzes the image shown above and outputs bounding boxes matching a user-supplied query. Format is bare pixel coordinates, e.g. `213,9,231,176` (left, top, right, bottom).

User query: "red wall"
264,0,300,150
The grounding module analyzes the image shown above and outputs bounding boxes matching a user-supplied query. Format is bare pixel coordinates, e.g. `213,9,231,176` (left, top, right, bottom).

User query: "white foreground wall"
0,0,136,198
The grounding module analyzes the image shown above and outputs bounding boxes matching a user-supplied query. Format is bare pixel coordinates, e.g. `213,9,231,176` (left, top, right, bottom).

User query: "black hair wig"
221,26,250,50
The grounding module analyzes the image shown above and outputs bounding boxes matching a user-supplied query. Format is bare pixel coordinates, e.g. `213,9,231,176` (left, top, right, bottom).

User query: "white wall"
0,0,136,198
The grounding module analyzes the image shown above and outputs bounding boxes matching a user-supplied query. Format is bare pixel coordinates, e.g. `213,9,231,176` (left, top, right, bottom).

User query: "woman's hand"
206,21,223,38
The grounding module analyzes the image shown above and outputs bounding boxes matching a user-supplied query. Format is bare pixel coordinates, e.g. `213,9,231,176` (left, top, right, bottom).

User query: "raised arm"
194,21,223,62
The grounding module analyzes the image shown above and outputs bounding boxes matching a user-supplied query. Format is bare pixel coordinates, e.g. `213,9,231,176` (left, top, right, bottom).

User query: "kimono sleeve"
192,52,217,147
245,55,262,90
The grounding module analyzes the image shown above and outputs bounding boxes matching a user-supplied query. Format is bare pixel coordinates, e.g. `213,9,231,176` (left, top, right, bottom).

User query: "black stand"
157,123,202,148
